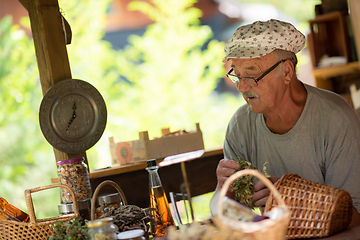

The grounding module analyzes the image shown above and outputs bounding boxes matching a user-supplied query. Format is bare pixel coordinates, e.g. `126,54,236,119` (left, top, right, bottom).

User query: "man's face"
231,52,287,114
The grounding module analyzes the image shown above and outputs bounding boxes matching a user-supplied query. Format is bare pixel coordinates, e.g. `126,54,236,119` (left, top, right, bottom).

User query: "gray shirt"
224,83,360,212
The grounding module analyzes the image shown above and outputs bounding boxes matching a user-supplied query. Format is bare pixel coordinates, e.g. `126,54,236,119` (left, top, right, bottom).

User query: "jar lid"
58,199,91,214
57,157,84,165
146,159,157,168
117,229,145,239
97,193,122,206
86,217,114,228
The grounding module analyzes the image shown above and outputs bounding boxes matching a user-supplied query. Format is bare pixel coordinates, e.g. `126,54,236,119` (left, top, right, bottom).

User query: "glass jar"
117,229,146,240
87,217,117,240
58,198,91,221
95,193,123,218
57,157,92,203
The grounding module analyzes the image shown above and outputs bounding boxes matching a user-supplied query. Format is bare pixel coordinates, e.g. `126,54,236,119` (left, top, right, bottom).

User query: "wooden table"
154,226,360,240
89,148,223,208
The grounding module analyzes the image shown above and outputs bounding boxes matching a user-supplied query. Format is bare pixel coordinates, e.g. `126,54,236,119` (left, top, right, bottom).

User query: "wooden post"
19,0,88,165
349,0,360,65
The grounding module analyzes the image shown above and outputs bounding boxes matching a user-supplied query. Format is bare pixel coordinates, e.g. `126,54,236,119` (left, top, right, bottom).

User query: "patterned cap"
222,19,306,63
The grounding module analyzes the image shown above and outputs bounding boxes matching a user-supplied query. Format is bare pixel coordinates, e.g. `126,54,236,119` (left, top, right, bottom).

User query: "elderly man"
210,19,360,225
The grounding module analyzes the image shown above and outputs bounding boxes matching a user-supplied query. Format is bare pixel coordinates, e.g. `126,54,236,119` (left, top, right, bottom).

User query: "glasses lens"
226,70,239,83
228,75,239,83
226,69,258,86
243,77,257,87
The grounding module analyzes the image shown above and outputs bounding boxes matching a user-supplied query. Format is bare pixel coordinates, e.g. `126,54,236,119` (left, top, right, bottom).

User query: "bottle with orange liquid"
146,159,175,237
0,196,30,222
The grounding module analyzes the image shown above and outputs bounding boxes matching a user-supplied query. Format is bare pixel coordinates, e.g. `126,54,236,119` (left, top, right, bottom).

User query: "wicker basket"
90,180,128,220
0,184,79,240
214,169,291,240
264,174,353,239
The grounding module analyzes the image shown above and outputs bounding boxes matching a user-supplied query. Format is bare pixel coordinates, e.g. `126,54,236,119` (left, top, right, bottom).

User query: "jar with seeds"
57,157,92,203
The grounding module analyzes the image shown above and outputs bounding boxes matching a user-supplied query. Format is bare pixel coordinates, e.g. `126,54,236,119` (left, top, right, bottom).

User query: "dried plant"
230,158,269,209
100,204,156,233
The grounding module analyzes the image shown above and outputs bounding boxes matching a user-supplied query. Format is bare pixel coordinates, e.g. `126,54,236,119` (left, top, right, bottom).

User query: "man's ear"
283,59,294,84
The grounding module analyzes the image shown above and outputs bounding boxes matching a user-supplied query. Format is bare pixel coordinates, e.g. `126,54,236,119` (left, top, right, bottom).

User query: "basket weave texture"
264,174,353,239
215,169,290,240
0,184,79,240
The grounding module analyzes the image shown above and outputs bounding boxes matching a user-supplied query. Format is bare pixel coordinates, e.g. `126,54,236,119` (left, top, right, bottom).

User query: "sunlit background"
0,0,320,219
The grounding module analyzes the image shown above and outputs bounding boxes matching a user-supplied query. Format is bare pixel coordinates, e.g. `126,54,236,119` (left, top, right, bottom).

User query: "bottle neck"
146,166,162,188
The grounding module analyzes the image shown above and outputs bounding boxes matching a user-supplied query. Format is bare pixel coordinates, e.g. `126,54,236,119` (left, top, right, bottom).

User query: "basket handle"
90,180,128,220
217,169,286,218
24,184,79,224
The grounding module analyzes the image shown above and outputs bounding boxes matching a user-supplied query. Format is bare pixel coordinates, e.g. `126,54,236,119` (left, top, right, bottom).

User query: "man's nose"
235,79,252,93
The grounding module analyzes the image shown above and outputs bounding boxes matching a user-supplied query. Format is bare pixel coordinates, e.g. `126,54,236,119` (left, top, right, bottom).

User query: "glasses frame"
226,59,288,87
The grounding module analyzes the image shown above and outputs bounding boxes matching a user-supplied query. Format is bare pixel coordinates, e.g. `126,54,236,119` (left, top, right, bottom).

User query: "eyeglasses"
226,59,288,87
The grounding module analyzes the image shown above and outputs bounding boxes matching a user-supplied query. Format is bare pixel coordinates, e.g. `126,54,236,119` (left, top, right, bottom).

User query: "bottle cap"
117,229,145,239
58,199,91,214
146,159,157,168
86,217,114,228
97,193,122,207
57,157,84,165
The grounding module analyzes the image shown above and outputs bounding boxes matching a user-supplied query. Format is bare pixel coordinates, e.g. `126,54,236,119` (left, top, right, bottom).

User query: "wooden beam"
27,0,72,95
22,0,87,164
18,0,72,44
349,0,360,66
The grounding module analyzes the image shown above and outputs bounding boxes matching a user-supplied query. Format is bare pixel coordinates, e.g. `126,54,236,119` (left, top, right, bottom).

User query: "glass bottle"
0,196,30,222
145,159,175,237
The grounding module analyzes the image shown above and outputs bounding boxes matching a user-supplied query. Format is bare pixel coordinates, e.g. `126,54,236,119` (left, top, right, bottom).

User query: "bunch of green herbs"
49,217,88,240
230,158,269,209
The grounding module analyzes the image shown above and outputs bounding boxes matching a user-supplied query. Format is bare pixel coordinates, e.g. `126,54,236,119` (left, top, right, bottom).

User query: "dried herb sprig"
230,158,269,209
101,204,156,233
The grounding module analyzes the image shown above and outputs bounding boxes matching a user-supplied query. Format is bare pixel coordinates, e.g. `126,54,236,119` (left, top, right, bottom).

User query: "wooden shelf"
89,148,223,179
313,61,360,80
89,148,223,208
312,61,360,91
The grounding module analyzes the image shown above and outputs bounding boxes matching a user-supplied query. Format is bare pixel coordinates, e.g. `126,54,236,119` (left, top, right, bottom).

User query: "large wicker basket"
214,169,291,240
264,174,353,239
0,184,79,240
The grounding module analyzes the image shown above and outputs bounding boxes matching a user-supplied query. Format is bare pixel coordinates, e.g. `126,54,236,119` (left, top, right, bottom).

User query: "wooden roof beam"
19,0,87,165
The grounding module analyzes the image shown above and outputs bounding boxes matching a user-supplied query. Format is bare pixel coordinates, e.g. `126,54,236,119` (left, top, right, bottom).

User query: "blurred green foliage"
0,15,58,217
0,0,318,220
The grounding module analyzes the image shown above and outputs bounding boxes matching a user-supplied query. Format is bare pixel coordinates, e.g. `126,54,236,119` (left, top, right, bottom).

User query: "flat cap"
223,19,306,62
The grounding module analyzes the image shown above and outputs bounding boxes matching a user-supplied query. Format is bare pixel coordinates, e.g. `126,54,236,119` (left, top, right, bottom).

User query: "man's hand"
251,176,280,212
211,159,239,215
216,159,240,196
